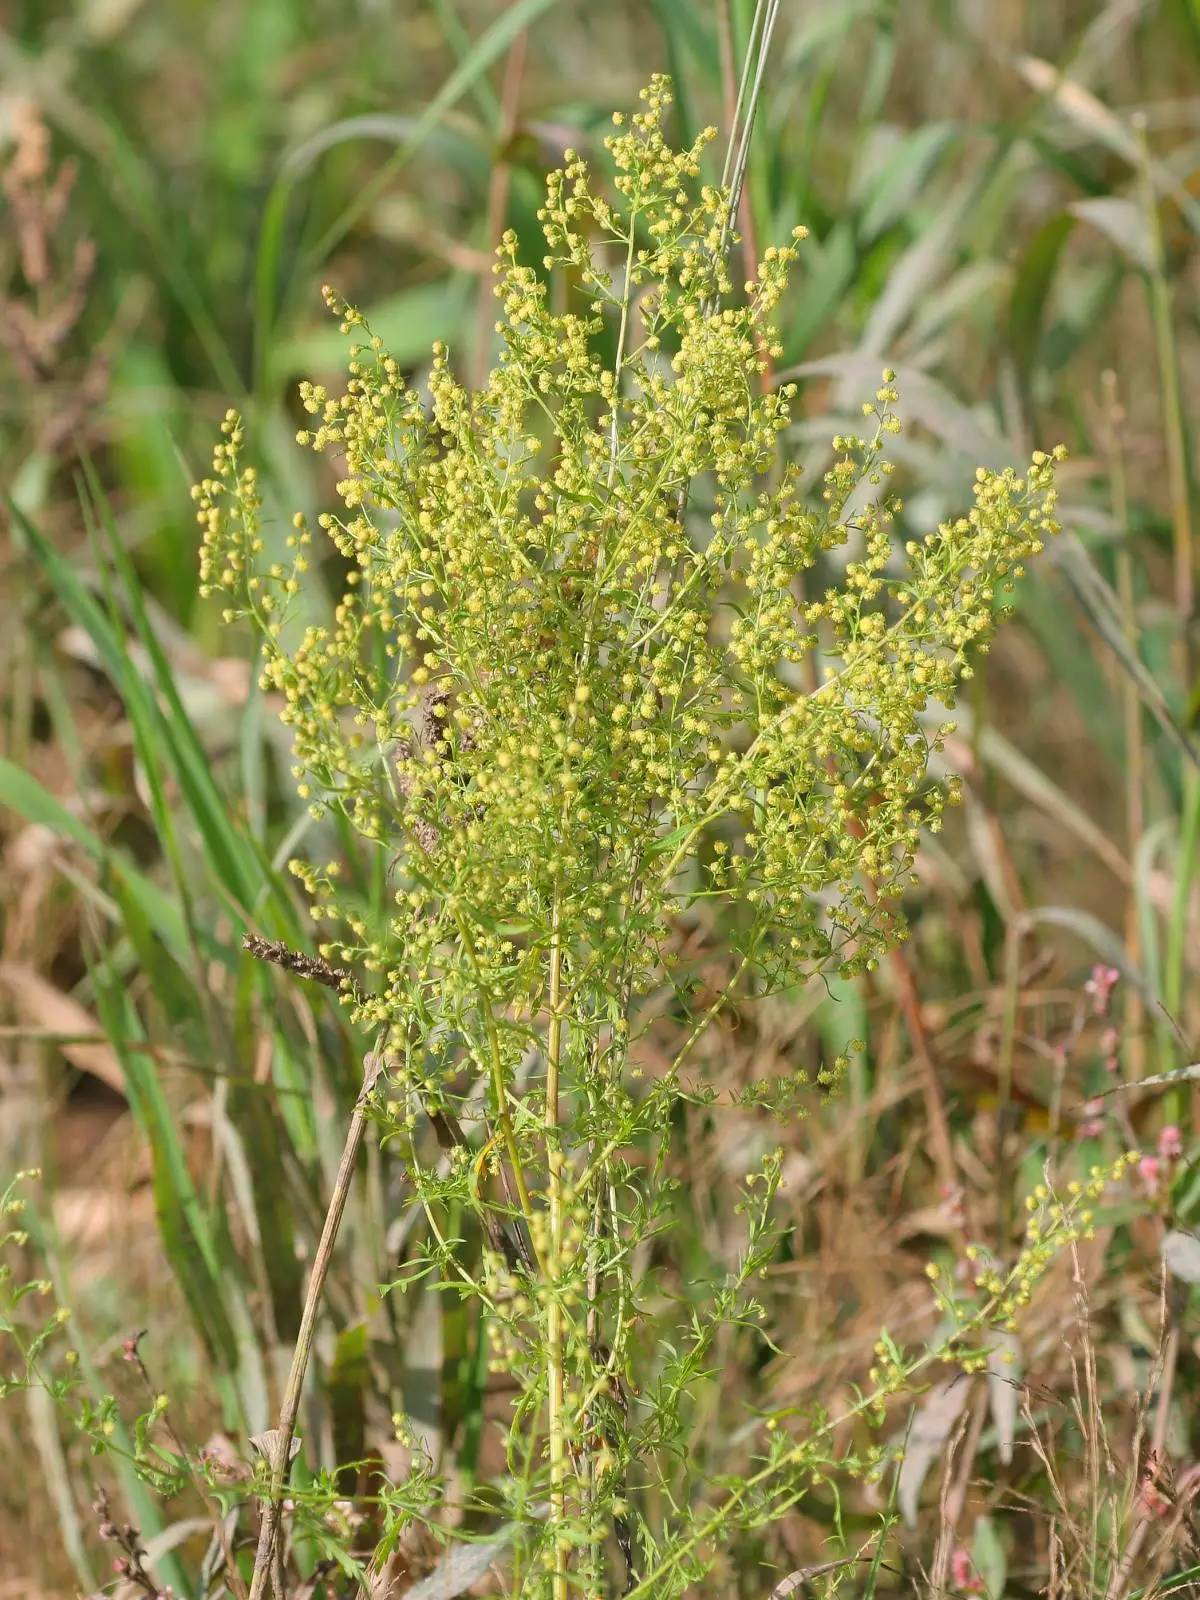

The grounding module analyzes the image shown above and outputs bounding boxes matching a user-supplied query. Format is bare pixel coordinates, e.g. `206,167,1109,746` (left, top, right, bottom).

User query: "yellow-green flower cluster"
194,77,1062,1045
933,1151,1140,1369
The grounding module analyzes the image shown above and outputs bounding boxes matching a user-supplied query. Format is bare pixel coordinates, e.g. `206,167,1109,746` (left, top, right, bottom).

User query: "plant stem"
546,889,568,1600
453,907,540,1251
1102,371,1147,1085
1135,114,1194,647
246,1039,384,1600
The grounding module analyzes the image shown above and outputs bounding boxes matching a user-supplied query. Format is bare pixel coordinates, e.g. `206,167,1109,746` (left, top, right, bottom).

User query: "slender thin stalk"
1134,114,1193,643
453,909,540,1243
126,1338,249,1600
1101,371,1146,1084
1135,115,1197,1113
545,891,568,1600
995,917,1025,1251
246,1039,385,1600
471,27,527,389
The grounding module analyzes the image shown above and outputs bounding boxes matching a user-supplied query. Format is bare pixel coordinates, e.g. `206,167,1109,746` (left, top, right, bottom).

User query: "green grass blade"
309,0,558,267
0,757,200,969
87,960,242,1388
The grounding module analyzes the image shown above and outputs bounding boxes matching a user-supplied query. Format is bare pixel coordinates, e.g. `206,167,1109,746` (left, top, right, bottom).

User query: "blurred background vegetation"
1,1,1199,1595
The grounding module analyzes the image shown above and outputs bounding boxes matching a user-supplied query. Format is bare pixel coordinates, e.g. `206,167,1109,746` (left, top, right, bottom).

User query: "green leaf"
310,0,560,266
88,964,240,1377
1007,211,1074,384
972,1514,1007,1599
0,756,101,858
856,123,957,243
272,278,473,383
327,1321,370,1485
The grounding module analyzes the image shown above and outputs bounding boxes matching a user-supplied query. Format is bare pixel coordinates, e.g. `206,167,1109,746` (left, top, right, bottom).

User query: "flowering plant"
194,76,1063,1598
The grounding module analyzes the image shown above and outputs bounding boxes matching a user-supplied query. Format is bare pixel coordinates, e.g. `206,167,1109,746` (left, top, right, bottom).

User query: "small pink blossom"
1159,1124,1183,1161
951,1546,984,1593
1084,964,1120,1017
1138,1154,1161,1196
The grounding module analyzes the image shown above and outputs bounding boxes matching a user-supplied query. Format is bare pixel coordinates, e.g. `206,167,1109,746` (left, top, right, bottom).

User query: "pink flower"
1138,1154,1161,1196
951,1546,984,1593
1084,964,1120,1017
1159,1124,1183,1161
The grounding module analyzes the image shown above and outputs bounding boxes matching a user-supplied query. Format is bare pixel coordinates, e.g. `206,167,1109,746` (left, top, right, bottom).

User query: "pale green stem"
545,889,568,1600
453,909,541,1257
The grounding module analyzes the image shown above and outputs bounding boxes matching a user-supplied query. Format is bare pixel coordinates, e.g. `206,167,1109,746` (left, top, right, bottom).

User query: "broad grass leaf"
141,1518,217,1562
403,1524,521,1600
782,355,1009,466
328,1321,369,1478
1097,1063,1200,1099
0,757,198,967
781,222,855,359
25,1383,96,1591
857,169,981,359
0,754,105,859
89,960,269,1428
15,498,253,914
1051,534,1200,771
986,1331,1020,1467
1028,906,1158,1004
1162,1229,1200,1284
0,962,125,1095
1007,212,1074,386
855,123,958,243
972,1513,1007,1598
898,1376,970,1526
271,279,471,386
310,0,559,266
936,713,1129,885
1070,196,1154,272
81,469,301,927
1015,55,1200,235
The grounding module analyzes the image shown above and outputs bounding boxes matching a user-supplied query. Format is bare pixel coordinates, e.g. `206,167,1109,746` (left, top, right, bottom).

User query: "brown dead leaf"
0,962,125,1094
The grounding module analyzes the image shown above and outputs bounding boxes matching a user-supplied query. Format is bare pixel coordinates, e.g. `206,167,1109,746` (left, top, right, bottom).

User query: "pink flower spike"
1084,963,1120,1017
1138,1154,1161,1195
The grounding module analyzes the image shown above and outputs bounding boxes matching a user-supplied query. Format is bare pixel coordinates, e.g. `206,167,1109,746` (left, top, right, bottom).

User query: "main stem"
546,891,568,1600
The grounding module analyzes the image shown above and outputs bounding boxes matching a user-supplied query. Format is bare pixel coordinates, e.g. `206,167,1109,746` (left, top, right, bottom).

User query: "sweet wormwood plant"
194,78,1065,1598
